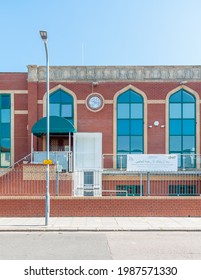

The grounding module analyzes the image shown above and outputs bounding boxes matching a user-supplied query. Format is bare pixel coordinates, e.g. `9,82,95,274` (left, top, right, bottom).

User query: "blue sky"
1,0,201,72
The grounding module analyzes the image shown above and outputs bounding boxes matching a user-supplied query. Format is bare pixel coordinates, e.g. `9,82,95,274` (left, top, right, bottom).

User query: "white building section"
73,133,102,196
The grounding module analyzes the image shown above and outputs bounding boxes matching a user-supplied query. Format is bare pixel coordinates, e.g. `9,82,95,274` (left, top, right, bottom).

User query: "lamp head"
40,31,48,41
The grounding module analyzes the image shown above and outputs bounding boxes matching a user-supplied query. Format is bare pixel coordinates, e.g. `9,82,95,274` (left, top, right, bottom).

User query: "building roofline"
27,65,201,82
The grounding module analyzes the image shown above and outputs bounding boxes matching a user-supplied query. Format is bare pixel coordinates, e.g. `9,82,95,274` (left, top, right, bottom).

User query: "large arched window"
50,89,74,124
0,94,11,167
169,89,196,168
117,89,144,158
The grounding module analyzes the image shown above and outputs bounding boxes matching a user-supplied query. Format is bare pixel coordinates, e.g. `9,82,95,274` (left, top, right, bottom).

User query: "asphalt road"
0,231,201,260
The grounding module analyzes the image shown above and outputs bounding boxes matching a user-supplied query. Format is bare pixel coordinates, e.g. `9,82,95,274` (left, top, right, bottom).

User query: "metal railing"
0,168,72,196
102,170,201,196
7,153,32,169
1,168,201,197
32,151,73,172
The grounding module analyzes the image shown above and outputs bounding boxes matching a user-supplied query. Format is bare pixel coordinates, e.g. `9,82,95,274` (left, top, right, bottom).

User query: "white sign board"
127,154,178,172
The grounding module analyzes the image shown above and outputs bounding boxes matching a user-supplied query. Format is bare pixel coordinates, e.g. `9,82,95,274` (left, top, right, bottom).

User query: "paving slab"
0,217,201,231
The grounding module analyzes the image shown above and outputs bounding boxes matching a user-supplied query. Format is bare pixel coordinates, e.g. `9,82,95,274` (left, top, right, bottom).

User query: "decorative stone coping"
27,65,201,82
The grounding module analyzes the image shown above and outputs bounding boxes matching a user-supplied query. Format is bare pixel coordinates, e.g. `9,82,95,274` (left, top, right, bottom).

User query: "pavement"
0,217,201,231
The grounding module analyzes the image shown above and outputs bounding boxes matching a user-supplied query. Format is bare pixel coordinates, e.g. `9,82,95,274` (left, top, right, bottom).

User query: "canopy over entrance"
31,116,77,137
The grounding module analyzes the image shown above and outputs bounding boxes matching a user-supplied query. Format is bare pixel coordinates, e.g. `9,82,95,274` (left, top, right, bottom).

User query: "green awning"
31,116,77,137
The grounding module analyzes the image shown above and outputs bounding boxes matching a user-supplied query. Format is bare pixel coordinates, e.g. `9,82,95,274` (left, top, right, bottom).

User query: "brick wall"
0,73,27,90
0,197,201,217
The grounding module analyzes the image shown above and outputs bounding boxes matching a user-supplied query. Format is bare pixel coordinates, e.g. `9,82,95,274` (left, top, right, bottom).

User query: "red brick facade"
1,67,201,161
1,66,201,217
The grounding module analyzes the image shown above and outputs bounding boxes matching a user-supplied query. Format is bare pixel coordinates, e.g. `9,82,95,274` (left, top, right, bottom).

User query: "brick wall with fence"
1,165,201,217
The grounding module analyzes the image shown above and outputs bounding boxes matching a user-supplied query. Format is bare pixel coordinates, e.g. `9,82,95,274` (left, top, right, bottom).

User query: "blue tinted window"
183,91,195,102
169,90,196,168
1,96,10,108
169,91,182,102
0,95,11,167
117,90,144,157
117,136,129,153
170,120,181,135
131,104,143,119
183,104,195,118
118,120,130,135
61,91,73,103
183,136,195,152
50,92,60,103
131,120,143,135
130,91,143,103
117,104,129,118
50,90,74,124
117,91,130,103
170,136,182,151
61,104,72,118
1,123,10,138
131,136,143,153
170,104,181,118
1,138,10,152
50,104,60,116
183,120,195,135
1,109,10,123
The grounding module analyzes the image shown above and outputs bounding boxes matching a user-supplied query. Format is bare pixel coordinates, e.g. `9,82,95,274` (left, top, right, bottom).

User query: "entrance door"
50,137,69,151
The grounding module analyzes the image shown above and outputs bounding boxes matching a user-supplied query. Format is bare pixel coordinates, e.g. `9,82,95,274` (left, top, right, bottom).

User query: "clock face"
87,94,104,111
89,96,102,109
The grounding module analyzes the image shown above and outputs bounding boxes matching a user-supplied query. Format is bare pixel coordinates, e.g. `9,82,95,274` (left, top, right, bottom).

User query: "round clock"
86,93,104,111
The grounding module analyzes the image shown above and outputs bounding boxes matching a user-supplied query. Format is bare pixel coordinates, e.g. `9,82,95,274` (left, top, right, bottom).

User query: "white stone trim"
28,65,201,82
14,110,28,114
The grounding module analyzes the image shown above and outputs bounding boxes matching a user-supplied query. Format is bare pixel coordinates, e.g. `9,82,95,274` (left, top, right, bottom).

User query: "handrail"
7,153,32,169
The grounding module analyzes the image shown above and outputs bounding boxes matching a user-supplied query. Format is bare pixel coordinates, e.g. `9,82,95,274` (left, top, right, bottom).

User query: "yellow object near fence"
43,159,53,165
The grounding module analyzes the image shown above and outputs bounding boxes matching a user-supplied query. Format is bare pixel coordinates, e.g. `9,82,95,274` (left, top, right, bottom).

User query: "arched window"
50,89,74,124
0,94,11,167
169,89,196,168
117,89,144,161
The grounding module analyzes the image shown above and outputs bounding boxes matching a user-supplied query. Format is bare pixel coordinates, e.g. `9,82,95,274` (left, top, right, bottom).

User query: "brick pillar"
147,104,166,154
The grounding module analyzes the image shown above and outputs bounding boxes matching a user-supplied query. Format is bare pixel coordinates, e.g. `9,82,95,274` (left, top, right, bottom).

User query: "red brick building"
1,65,201,216
1,65,200,166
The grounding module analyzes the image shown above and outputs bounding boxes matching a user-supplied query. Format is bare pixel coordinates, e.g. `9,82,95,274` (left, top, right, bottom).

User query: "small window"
1,152,10,166
116,185,143,196
169,185,196,196
84,171,94,185
84,171,94,196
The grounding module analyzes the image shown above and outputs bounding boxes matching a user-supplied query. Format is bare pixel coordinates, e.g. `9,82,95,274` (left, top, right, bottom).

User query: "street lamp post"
40,30,50,226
